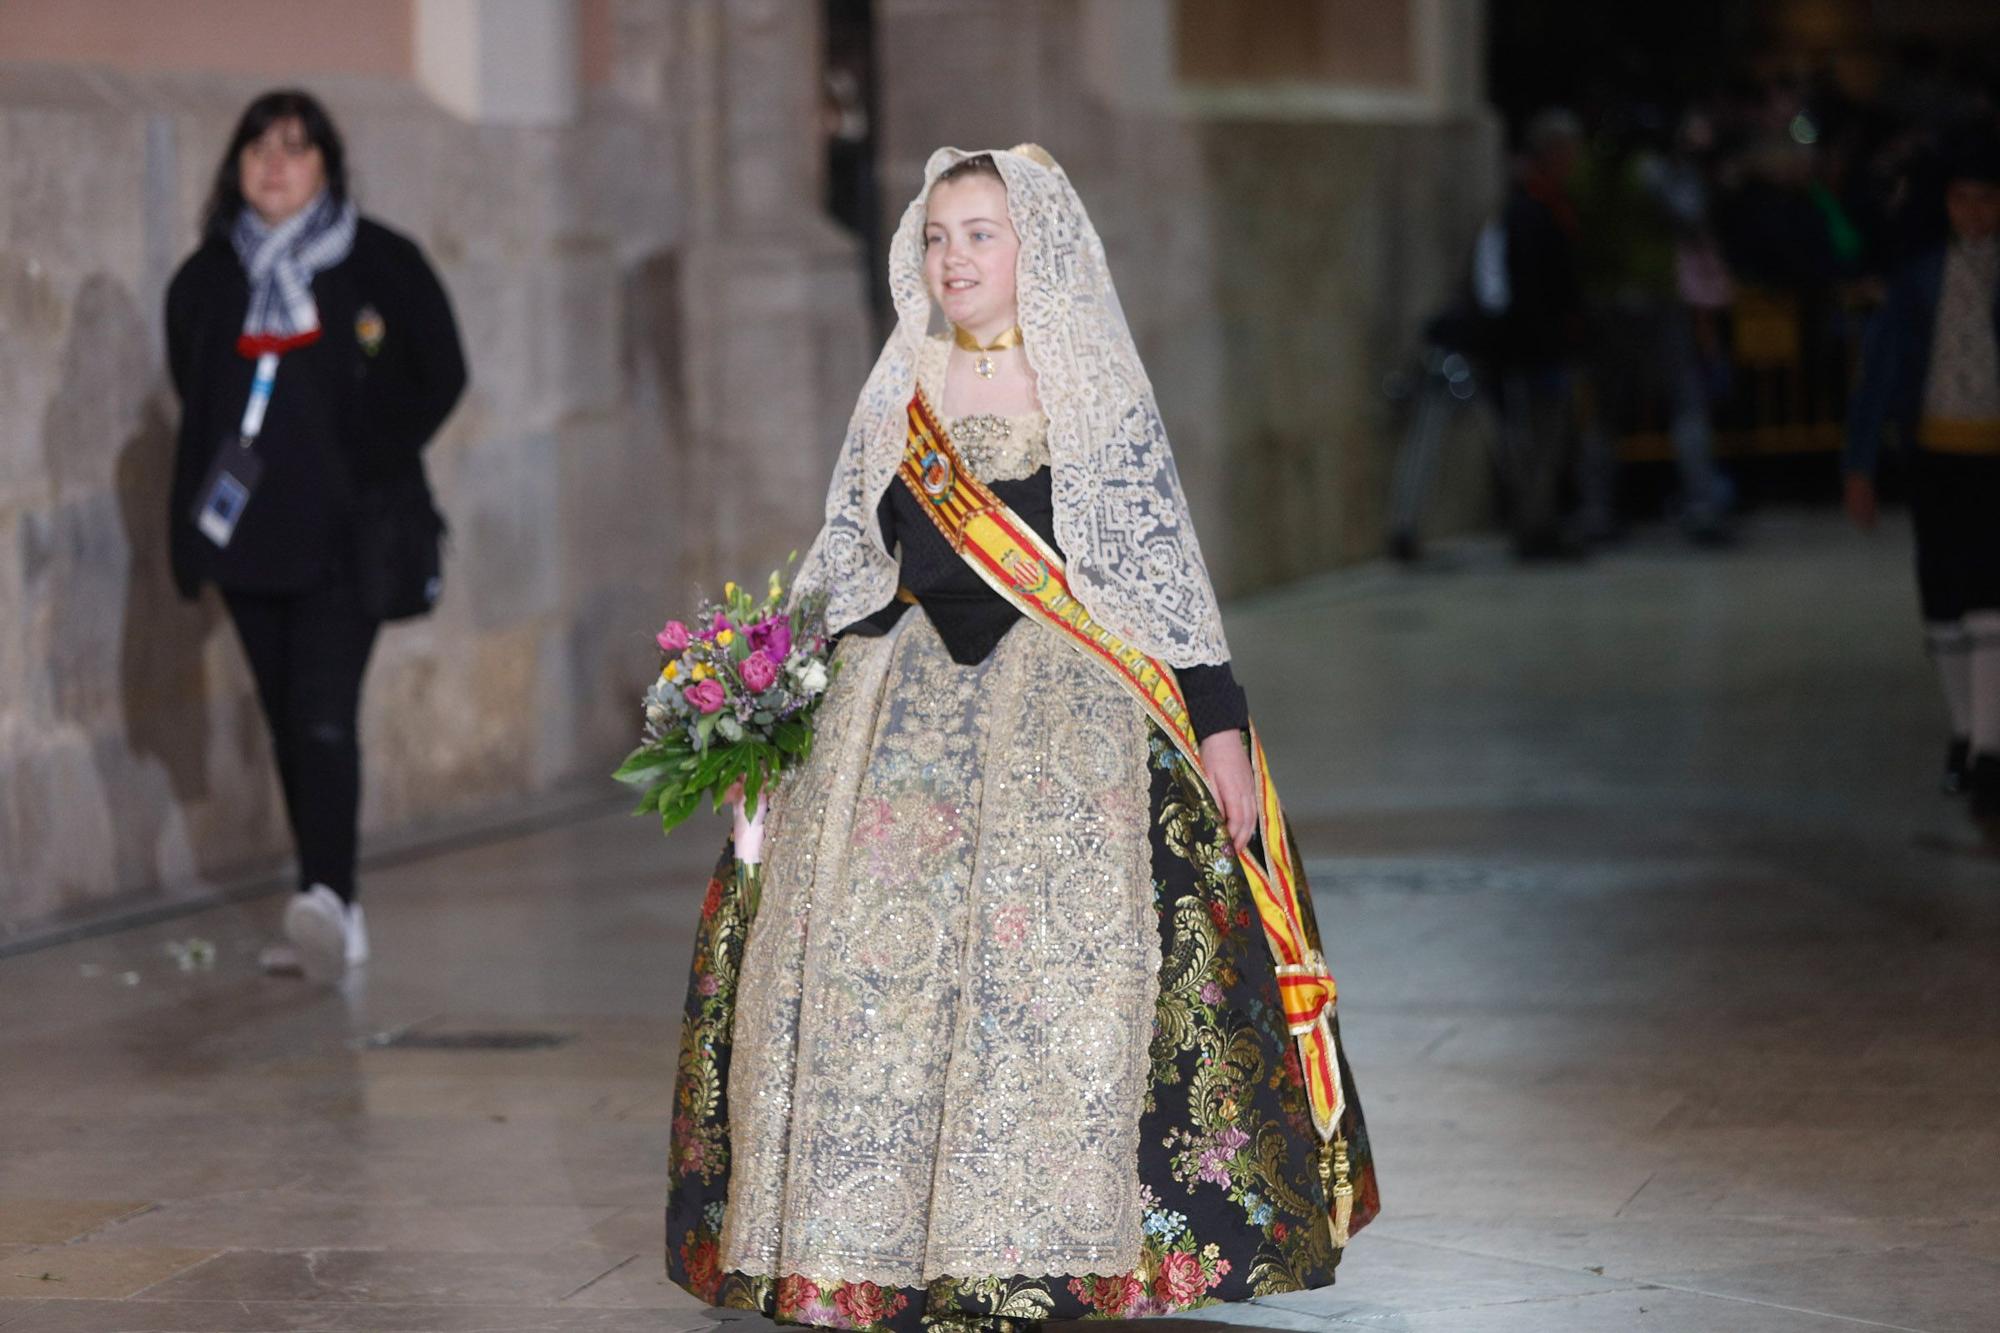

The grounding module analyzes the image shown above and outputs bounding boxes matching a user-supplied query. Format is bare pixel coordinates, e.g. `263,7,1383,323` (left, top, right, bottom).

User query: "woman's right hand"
724,779,746,812
1843,473,1878,532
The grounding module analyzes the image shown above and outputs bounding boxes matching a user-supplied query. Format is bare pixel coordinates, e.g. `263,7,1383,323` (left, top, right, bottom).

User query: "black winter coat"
165,216,467,598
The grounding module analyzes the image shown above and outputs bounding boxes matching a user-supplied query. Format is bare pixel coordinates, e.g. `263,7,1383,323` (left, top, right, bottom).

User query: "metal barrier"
1616,285,1863,462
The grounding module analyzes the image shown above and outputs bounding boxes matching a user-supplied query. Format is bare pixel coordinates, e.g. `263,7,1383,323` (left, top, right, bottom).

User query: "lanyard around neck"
239,352,279,445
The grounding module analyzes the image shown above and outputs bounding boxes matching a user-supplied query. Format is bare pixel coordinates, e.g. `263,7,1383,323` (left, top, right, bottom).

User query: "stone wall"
0,0,867,935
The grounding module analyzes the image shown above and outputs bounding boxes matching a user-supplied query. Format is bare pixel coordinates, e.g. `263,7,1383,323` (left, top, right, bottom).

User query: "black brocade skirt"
663,725,1378,1331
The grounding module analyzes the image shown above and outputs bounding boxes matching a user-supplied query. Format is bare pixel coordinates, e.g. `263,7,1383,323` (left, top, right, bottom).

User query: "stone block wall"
0,4,866,935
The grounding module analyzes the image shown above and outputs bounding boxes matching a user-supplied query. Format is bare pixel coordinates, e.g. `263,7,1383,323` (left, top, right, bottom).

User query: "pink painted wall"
0,0,413,78
579,0,615,87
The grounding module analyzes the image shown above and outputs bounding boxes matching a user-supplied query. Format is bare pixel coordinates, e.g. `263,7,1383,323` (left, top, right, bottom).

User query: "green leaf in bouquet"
771,720,810,755
691,745,736,790
612,744,676,787
659,787,704,834
707,756,745,814
751,709,774,726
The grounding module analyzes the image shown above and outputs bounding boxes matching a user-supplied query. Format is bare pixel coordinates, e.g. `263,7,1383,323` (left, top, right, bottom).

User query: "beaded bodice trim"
944,412,1051,484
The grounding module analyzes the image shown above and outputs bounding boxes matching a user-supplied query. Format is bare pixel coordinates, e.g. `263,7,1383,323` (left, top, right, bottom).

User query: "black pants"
223,580,380,902
1495,364,1574,552
1911,449,2000,624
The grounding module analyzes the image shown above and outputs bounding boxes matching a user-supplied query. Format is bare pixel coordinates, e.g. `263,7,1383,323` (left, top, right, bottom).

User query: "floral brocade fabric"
664,640,1378,1330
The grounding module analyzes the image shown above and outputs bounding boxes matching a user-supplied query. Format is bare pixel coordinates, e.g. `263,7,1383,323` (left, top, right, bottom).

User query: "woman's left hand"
1199,728,1257,854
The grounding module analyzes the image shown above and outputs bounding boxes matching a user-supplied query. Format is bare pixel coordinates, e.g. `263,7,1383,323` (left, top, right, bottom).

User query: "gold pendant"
975,354,996,379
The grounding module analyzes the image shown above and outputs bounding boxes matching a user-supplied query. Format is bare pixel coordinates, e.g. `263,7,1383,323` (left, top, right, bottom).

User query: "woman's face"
923,173,1019,336
239,117,326,226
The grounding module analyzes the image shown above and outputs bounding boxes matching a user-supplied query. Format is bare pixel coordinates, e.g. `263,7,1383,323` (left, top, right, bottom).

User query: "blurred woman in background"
166,89,466,982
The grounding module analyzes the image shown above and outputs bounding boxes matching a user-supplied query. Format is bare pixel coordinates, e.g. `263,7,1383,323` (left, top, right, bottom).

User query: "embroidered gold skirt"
666,612,1377,1331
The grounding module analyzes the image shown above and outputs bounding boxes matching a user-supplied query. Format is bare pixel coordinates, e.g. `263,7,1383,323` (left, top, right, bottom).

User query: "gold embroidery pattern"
720,613,1157,1286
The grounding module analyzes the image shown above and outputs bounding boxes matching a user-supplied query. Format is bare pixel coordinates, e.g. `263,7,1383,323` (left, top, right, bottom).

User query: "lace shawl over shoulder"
790,145,1231,667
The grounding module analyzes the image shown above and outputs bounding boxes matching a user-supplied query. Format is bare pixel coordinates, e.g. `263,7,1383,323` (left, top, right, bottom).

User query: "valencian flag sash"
896,387,1362,1242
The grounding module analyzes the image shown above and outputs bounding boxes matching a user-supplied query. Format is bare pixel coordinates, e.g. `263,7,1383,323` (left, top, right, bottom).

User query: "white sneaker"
284,884,349,983
344,901,369,968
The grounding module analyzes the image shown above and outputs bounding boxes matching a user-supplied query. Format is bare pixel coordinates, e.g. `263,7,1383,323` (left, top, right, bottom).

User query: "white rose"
796,660,829,694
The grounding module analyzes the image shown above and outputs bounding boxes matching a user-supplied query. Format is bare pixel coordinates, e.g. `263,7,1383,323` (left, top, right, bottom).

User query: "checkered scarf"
230,191,357,345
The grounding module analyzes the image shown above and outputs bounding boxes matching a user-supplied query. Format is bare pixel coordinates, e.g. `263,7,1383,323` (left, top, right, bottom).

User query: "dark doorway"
823,0,888,338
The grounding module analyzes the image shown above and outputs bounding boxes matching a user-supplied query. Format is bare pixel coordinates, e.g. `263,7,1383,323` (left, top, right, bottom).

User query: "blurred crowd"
1404,49,2000,559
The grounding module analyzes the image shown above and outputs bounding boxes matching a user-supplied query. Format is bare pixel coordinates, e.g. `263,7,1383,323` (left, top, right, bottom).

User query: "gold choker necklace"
953,324,1023,379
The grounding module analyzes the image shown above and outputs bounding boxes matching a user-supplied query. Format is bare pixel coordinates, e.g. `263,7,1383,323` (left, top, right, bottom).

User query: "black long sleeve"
1178,662,1249,741
347,228,467,481
866,468,1249,740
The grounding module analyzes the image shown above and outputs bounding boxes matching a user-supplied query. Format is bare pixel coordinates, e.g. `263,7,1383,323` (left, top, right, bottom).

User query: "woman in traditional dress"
665,145,1377,1331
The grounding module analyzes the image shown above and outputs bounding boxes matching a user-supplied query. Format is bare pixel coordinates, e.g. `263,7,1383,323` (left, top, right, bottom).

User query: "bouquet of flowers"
614,567,836,835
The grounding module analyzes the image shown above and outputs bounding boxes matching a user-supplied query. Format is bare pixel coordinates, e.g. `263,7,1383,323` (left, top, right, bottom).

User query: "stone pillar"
1415,0,1487,119
675,0,871,590
415,0,580,126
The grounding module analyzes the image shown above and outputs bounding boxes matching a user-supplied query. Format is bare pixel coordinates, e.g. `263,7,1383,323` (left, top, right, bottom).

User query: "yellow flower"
724,581,738,599
662,661,680,680
715,629,735,647
690,664,708,681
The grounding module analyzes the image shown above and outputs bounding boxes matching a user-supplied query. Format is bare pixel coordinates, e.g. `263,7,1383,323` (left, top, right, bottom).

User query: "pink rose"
685,679,726,714
1154,1250,1207,1306
656,620,691,654
1069,1275,1143,1314
738,649,779,693
748,615,792,661
775,1276,820,1319
679,1232,721,1304
831,1281,906,1325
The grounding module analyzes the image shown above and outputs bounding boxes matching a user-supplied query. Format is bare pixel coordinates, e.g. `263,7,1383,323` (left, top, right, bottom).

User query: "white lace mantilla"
791,144,1232,667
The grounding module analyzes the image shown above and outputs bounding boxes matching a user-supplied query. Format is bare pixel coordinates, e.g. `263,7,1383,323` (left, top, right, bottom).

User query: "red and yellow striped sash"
897,387,1348,1142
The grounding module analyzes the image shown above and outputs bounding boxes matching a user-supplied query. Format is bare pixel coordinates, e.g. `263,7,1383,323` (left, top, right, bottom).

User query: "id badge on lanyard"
193,352,279,548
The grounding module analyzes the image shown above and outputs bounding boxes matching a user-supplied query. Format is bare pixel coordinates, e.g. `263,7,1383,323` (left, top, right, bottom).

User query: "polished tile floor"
4,512,1998,1332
